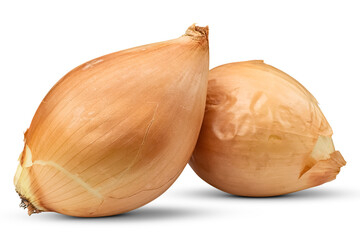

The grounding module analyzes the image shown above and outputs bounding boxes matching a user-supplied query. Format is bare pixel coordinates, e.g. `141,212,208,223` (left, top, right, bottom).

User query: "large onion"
14,25,209,217
190,60,345,197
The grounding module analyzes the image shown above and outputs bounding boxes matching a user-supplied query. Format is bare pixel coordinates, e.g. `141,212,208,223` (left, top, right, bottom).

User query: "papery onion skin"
14,25,209,217
190,60,345,197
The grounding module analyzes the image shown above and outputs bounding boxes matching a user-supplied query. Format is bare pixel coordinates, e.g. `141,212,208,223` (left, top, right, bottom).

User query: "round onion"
190,60,345,197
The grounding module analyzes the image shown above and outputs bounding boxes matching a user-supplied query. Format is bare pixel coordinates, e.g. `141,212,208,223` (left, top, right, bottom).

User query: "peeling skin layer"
299,136,345,185
299,135,335,178
190,60,346,197
310,135,335,160
300,150,345,187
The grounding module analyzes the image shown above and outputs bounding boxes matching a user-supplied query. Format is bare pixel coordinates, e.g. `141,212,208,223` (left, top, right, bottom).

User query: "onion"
14,24,209,217
190,60,345,197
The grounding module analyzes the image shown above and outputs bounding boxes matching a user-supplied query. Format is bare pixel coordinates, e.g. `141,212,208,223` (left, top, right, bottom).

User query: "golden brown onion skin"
14,25,209,217
190,60,345,197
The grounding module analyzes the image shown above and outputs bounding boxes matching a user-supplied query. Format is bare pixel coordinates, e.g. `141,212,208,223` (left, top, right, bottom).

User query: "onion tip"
301,151,346,188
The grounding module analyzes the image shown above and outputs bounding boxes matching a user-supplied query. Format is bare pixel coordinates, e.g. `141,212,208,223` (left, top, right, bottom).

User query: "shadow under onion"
179,186,355,200
36,206,210,221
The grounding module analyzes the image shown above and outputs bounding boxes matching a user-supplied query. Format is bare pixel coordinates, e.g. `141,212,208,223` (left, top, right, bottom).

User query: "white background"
0,0,359,239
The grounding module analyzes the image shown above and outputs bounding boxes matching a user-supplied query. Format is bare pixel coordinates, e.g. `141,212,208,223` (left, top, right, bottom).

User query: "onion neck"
183,24,209,41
